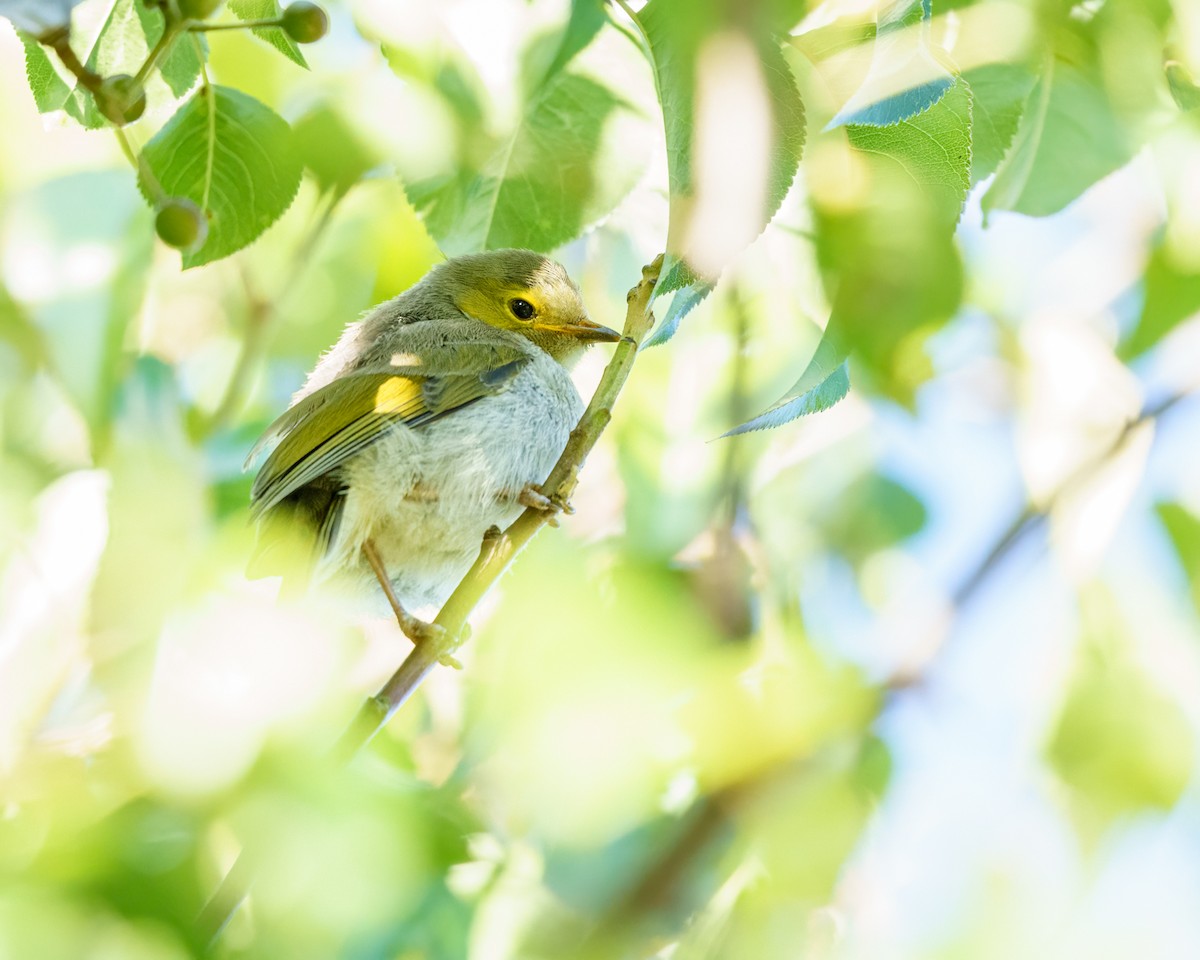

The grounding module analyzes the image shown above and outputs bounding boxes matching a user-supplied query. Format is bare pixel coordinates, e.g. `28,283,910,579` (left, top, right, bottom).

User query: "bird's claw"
400,615,446,647
403,617,470,670
519,483,574,525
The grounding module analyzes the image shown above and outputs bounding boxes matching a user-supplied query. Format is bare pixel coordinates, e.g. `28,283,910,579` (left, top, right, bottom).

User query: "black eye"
509,298,535,320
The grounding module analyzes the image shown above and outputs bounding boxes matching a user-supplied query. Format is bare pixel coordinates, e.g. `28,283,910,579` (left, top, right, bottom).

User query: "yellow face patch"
457,283,544,332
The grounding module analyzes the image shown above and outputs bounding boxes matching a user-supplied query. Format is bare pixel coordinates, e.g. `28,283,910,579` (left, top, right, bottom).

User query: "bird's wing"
248,346,530,519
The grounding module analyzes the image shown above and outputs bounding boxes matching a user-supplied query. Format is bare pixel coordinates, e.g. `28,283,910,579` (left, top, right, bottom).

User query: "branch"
198,254,664,947
886,387,1194,691
203,193,341,435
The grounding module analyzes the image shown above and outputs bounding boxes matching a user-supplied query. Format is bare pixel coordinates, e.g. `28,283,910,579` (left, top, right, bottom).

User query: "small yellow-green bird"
245,249,620,639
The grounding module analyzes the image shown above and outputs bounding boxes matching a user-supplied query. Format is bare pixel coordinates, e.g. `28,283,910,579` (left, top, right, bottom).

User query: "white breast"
321,350,583,608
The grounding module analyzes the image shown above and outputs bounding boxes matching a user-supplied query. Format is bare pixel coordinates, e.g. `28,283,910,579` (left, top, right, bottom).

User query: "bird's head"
435,249,622,363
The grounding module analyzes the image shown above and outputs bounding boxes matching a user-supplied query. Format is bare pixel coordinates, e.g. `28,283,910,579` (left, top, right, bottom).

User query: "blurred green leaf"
1156,502,1200,614
789,14,875,65
537,0,606,84
293,104,379,197
405,49,649,254
828,0,954,129
1047,595,1194,838
639,0,806,294
140,86,302,267
983,59,1132,217
817,472,927,564
1120,240,1200,359
91,359,210,646
2,171,152,440
963,61,1037,184
229,0,308,69
1166,60,1200,111
809,80,968,404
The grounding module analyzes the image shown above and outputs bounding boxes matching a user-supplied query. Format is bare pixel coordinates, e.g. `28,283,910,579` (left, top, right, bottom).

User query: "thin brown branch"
887,387,1194,691
204,194,340,434
40,26,102,92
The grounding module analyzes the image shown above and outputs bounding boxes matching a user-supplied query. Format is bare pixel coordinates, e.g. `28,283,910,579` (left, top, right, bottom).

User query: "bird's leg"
361,539,460,665
518,482,575,526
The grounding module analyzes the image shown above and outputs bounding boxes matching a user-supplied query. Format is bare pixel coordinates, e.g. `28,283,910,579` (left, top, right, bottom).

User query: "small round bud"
155,198,209,255
281,2,328,43
96,74,146,126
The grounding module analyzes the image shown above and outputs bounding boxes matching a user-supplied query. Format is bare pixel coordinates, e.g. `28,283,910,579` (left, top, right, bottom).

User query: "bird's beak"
533,316,623,342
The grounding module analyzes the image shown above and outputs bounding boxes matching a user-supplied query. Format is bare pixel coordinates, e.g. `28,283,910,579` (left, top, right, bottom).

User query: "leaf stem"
112,127,167,202
609,0,653,61
40,26,102,92
188,18,284,32
194,34,217,213
134,19,185,87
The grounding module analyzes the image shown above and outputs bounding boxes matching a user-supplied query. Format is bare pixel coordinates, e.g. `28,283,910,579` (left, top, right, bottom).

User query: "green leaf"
788,14,875,66
537,0,606,84
1120,241,1200,359
845,77,972,227
1156,503,1200,614
639,0,806,293
817,472,928,563
228,0,308,69
827,0,954,129
63,0,203,128
140,86,303,267
1047,596,1194,838
962,62,1036,184
810,81,970,404
982,59,1132,218
18,31,72,113
644,278,714,347
1166,60,1200,112
402,34,650,255
293,104,379,196
722,337,849,436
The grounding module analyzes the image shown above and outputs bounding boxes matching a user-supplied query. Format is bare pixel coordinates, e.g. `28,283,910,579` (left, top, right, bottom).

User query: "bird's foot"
519,482,575,526
398,614,470,669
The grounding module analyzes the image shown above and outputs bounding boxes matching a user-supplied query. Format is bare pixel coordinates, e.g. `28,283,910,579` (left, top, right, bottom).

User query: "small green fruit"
155,198,209,255
281,2,328,43
177,0,224,18
96,74,146,126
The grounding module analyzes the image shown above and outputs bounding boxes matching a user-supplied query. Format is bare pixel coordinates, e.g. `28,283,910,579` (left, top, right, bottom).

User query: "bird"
244,249,622,642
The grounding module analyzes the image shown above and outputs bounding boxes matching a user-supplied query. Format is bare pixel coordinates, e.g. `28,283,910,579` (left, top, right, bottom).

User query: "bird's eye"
509,298,536,321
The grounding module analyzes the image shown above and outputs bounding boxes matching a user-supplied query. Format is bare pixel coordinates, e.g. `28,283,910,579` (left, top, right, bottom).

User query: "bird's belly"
326,366,580,608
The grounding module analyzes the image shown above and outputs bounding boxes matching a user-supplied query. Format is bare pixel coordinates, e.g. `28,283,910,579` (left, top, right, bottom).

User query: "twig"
887,387,1194,690
198,254,665,946
40,26,102,92
205,193,340,434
